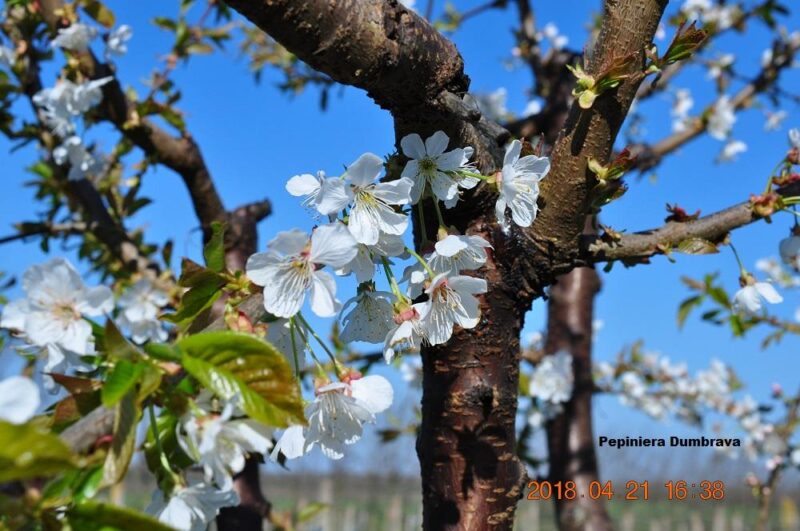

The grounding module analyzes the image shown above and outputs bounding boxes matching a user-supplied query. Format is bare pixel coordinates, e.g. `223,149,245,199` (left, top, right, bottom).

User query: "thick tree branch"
585,181,800,263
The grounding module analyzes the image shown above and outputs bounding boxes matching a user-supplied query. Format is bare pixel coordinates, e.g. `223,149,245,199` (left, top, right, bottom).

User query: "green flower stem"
288,317,301,380
457,170,490,180
729,243,747,277
432,199,447,228
406,246,436,278
381,257,405,300
293,319,328,379
416,202,430,245
297,312,340,375
764,161,788,194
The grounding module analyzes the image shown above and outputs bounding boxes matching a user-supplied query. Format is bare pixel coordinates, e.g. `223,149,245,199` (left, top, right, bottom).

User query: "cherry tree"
0,1,798,531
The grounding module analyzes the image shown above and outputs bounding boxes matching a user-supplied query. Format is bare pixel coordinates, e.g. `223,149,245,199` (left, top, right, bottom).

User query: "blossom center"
418,157,438,176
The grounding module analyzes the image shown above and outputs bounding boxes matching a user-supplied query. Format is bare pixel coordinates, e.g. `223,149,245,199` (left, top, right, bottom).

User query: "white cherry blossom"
105,25,133,59
790,128,800,149
427,234,492,275
53,136,106,181
266,318,306,370
717,139,747,163
0,376,40,424
34,77,112,136
495,139,550,230
146,483,239,531
338,232,406,284
400,131,472,204
314,153,413,245
271,375,393,460
707,54,734,80
422,272,487,345
286,171,328,212
117,278,169,344
733,278,783,316
671,89,694,133
539,22,568,50
1,257,112,357
384,302,430,362
707,96,735,140
51,23,97,52
246,224,358,318
779,234,800,270
178,400,273,489
764,110,787,131
340,290,395,344
529,350,574,404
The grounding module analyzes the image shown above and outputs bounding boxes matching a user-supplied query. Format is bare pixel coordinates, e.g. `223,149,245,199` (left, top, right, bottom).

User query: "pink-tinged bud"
159,361,182,376
745,473,759,487
227,310,254,333
393,307,418,324
771,383,783,398
339,368,362,384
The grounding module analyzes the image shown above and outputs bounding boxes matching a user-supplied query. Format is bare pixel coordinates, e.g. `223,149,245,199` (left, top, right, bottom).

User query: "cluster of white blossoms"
252,130,549,461
0,258,113,391
527,350,574,428
680,0,738,31
271,373,393,461
25,21,133,181
0,258,170,389
146,483,239,531
117,278,170,343
595,353,799,465
177,395,273,489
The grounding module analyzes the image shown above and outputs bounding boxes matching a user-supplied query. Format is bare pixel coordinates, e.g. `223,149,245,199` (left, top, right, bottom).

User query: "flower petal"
344,152,384,187
400,133,426,159
424,131,450,157
316,178,352,215
310,271,339,317
350,375,394,414
310,223,358,268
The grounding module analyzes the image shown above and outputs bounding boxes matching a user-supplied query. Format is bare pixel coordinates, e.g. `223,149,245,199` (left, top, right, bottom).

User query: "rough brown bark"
544,267,612,531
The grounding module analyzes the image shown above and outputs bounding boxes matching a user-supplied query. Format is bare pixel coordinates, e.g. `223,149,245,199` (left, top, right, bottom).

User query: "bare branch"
585,181,800,263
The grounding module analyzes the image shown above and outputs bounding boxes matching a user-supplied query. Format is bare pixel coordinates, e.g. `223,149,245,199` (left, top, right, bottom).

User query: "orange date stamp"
525,480,726,501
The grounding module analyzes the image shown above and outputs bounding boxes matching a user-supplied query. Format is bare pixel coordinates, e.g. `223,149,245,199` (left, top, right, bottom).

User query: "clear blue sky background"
1,1,799,475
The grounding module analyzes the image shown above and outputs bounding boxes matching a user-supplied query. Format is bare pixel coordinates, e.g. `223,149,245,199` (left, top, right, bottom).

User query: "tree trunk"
545,267,613,531
417,247,528,530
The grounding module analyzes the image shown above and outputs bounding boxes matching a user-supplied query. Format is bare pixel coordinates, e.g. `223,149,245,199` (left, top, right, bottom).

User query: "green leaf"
101,360,144,407
178,332,305,427
163,260,226,327
67,501,174,531
103,319,141,361
101,392,141,487
82,0,116,28
677,295,702,329
144,342,182,362
204,221,226,272
677,237,719,255
0,421,79,482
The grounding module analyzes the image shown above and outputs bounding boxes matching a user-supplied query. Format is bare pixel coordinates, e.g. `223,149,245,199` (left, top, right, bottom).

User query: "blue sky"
1,1,799,475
